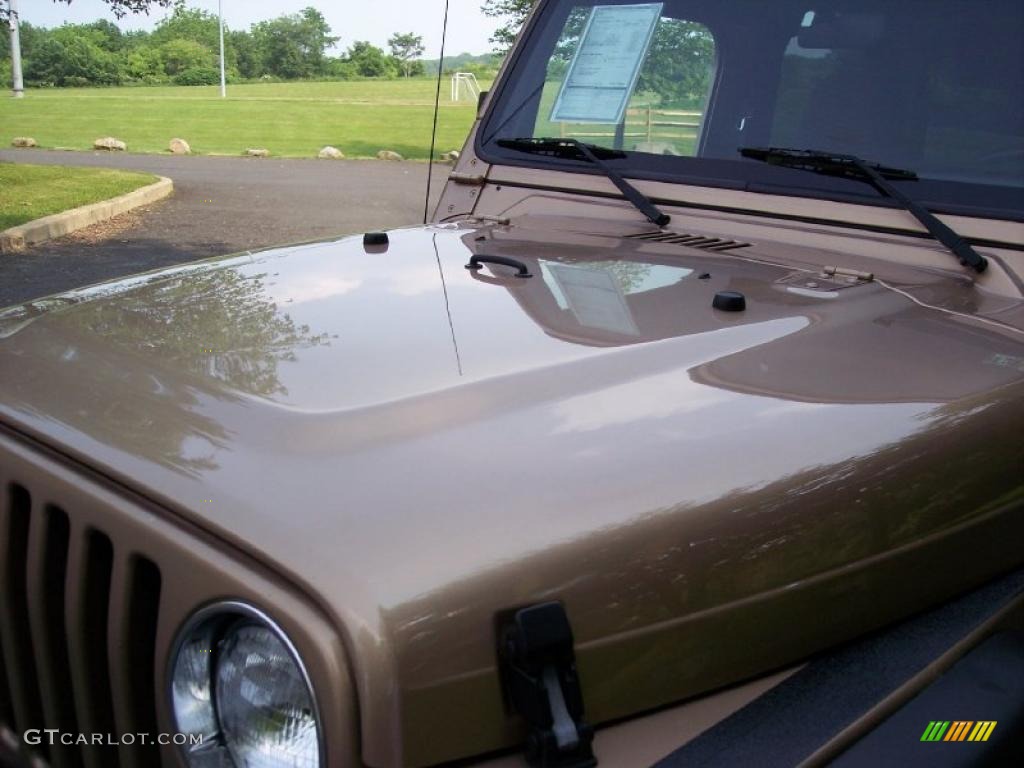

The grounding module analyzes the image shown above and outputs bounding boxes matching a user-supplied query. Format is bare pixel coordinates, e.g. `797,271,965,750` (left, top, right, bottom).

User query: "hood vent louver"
626,231,752,252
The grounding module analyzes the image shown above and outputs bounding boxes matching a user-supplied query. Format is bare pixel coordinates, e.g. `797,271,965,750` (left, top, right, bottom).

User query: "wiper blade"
740,147,918,182
498,137,670,227
497,137,626,161
740,147,987,273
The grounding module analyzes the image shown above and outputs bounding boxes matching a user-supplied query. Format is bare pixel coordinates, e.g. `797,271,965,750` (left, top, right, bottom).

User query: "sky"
16,0,500,57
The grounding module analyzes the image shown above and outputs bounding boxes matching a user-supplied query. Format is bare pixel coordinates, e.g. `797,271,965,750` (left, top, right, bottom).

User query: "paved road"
0,149,444,306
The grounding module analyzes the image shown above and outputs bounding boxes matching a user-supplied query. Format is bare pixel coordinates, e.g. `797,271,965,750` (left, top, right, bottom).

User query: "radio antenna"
423,0,452,224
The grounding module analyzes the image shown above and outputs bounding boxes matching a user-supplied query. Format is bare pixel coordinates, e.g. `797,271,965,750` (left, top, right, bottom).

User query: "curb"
0,176,173,254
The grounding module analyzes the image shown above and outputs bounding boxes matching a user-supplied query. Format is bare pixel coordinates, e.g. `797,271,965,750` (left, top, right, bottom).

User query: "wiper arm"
498,137,671,227
740,147,987,273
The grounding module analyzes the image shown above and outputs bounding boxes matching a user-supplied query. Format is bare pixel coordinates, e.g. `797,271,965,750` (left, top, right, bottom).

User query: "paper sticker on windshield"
550,3,663,125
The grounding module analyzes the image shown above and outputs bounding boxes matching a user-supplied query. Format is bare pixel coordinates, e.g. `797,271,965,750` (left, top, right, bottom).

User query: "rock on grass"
11,137,38,148
318,146,344,159
377,150,403,161
246,148,270,157
94,137,127,151
169,138,191,155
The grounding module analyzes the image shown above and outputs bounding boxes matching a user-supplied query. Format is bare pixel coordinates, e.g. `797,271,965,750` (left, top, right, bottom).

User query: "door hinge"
499,602,597,768
449,172,487,186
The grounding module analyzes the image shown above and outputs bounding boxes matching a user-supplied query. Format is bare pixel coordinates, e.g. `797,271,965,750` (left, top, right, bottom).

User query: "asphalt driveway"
0,149,444,306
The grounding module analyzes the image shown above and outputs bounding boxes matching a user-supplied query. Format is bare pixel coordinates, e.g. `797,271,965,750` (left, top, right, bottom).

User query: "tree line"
0,3,446,87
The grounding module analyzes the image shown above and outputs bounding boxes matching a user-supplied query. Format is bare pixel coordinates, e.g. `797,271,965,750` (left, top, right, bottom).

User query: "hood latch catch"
823,265,875,282
499,602,597,768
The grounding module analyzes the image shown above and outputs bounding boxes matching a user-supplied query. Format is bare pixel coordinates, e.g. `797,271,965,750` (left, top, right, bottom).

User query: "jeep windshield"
479,0,1024,221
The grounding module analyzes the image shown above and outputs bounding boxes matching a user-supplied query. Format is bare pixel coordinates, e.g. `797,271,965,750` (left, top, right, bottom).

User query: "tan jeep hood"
1,221,1023,766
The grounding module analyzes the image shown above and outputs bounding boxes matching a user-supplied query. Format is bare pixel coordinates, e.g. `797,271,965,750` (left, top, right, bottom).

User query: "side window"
533,7,716,157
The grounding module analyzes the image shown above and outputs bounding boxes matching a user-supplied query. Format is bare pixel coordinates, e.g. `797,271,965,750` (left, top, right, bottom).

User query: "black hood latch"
499,602,597,768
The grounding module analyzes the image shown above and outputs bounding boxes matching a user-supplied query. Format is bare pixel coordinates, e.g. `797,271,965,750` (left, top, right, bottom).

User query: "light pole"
8,0,24,98
218,0,226,98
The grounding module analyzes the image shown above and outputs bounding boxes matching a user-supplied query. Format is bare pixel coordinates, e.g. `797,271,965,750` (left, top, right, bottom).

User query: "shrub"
173,66,220,86
160,38,215,76
124,45,166,83
325,58,357,80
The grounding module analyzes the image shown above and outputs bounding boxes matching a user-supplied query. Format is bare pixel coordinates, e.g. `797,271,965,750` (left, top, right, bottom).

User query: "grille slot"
28,504,81,768
0,482,162,767
121,556,162,767
0,484,46,758
0,637,11,733
626,231,752,251
66,529,119,768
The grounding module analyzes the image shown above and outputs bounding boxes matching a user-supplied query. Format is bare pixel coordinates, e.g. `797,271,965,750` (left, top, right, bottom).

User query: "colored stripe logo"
920,721,997,742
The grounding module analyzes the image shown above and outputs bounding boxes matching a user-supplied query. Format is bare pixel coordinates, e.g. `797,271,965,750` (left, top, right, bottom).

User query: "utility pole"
8,0,24,98
218,0,226,98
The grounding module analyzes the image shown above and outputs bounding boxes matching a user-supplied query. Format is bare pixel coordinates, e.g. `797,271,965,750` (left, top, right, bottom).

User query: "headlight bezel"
167,599,326,768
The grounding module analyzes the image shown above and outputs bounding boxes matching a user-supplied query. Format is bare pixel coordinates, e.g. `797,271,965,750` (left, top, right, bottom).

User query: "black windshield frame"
476,0,1024,223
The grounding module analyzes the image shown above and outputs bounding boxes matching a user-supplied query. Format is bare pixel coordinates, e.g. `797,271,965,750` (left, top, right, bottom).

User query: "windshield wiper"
498,137,671,227
740,147,987,273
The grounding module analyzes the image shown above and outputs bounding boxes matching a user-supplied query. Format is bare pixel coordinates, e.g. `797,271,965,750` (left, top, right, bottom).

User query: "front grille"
0,481,163,768
625,231,752,251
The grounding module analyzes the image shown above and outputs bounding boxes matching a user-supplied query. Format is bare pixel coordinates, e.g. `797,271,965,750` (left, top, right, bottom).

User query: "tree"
85,19,125,50
25,33,123,86
58,0,172,15
251,7,337,80
2,1,173,24
345,41,397,78
637,20,715,107
46,21,125,53
481,0,535,53
387,32,424,78
228,28,262,79
151,5,220,51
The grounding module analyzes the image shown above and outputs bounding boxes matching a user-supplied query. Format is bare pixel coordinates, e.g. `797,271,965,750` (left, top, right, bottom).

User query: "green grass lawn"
0,162,158,229
0,79,488,160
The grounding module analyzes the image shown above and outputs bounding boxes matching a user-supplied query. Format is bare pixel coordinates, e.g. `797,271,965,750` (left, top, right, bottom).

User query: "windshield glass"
479,0,1024,219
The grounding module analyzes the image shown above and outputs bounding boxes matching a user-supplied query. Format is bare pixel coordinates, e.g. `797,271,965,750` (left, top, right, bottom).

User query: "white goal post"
451,72,481,102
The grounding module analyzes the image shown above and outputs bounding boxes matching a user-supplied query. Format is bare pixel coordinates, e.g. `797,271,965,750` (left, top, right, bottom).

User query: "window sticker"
550,3,663,125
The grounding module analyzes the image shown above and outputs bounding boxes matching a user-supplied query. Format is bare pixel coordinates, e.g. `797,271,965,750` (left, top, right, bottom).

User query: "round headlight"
216,623,320,767
170,620,218,740
169,603,323,768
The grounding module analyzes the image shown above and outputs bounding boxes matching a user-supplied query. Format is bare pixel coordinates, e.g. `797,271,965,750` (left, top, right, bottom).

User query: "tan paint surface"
1,214,1023,765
